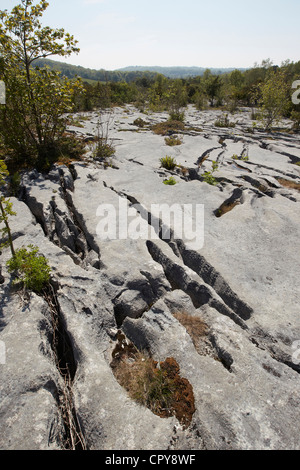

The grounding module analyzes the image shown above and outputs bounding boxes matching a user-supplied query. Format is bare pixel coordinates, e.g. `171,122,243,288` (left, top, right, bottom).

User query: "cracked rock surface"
0,105,300,450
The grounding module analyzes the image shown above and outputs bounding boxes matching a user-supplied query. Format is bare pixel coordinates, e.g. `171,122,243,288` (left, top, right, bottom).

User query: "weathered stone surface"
0,105,300,450
0,290,64,450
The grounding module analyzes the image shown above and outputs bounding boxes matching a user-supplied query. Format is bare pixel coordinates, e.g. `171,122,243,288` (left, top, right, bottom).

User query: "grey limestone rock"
1,105,300,450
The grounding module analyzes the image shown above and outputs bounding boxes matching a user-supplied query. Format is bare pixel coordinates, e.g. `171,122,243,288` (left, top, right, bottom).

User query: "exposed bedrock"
1,105,300,450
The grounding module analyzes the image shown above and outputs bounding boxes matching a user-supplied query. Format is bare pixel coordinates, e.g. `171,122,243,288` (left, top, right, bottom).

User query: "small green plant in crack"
163,176,177,185
212,161,219,172
160,155,177,170
231,153,249,162
202,160,219,186
6,245,51,293
203,171,218,186
0,160,16,257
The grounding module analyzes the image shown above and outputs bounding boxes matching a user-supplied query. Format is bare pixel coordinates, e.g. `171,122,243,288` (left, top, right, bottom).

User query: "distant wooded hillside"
33,59,159,83
116,65,248,78
33,59,247,82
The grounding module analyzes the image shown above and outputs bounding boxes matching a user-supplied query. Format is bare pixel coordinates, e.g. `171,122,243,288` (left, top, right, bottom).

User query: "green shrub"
93,140,115,160
160,155,177,170
6,245,51,293
291,110,300,130
133,118,147,128
169,111,185,122
35,134,86,171
214,113,235,128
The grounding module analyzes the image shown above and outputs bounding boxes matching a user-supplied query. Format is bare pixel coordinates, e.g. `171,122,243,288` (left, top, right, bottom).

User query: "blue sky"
1,0,300,70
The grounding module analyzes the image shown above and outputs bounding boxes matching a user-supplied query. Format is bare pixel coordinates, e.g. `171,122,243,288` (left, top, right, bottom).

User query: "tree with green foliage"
167,79,187,121
148,74,169,110
224,69,245,110
203,70,223,107
257,70,290,131
0,0,84,169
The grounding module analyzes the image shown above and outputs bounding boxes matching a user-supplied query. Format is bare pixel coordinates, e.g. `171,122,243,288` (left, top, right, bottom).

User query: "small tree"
167,79,187,121
0,0,84,167
258,70,290,131
203,70,223,107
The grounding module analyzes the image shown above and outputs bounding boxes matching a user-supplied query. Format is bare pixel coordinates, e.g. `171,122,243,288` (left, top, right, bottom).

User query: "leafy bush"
160,155,177,170
36,134,86,171
6,245,51,293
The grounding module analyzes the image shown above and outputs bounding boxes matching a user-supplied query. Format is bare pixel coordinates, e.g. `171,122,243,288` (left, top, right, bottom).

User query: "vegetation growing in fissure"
111,331,195,428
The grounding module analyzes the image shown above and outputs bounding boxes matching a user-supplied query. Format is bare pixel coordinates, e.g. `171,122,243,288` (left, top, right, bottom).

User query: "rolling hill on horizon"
33,59,247,82
116,65,248,78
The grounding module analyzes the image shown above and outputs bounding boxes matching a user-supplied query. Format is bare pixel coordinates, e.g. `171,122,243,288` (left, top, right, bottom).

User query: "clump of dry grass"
165,135,183,146
173,311,208,352
277,178,300,191
160,155,177,170
113,351,175,412
151,120,185,136
110,331,195,428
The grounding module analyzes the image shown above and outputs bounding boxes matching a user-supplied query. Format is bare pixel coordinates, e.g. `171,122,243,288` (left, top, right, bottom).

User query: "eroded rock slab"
1,105,300,450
